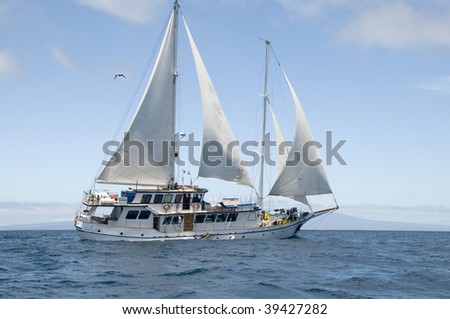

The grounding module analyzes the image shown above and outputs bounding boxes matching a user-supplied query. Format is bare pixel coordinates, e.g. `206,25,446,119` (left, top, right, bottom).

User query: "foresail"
97,8,178,186
183,18,253,188
269,70,332,204
269,105,288,176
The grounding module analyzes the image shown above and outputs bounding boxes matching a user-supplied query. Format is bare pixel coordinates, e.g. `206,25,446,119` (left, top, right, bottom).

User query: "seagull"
114,74,126,80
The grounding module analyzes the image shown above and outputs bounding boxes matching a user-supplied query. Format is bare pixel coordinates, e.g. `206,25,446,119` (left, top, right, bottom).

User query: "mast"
258,40,270,208
170,0,179,186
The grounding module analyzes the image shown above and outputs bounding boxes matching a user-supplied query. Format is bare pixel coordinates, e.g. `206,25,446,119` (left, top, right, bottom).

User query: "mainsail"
269,70,332,205
97,7,179,186
183,18,254,188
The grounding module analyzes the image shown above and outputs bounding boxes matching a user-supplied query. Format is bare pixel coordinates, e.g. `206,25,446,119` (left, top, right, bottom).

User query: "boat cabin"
83,186,208,211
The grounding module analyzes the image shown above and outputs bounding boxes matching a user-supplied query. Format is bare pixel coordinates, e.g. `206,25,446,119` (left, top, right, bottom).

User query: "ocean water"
0,230,448,299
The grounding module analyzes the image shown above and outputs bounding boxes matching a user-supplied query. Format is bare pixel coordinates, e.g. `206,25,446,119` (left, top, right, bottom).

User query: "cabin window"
205,214,216,223
192,194,202,203
216,213,227,222
138,211,151,220
227,213,238,222
172,216,183,224
163,216,172,225
195,214,206,223
140,194,152,204
163,194,173,203
154,194,163,204
125,210,139,219
174,194,183,203
248,212,257,221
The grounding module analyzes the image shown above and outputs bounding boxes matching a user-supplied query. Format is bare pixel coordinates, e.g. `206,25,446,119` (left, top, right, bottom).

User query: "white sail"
183,18,253,188
269,105,288,176
269,70,332,204
97,9,178,186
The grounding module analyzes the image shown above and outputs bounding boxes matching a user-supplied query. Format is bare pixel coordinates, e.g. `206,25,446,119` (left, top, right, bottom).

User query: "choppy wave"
0,230,448,298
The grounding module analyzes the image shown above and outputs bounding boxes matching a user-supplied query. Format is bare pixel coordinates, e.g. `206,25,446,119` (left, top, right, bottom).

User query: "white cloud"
337,2,450,49
76,0,166,24
415,76,450,93
278,0,351,18
0,49,22,80
48,46,77,71
278,1,450,50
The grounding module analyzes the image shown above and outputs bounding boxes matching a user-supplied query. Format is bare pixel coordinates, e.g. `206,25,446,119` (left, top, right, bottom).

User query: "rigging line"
304,211,333,230
271,53,295,139
248,50,267,189
89,9,173,188
174,63,194,184
182,6,266,43
269,45,283,68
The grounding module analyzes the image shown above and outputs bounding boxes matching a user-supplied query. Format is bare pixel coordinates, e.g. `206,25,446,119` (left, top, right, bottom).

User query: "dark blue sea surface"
0,230,448,298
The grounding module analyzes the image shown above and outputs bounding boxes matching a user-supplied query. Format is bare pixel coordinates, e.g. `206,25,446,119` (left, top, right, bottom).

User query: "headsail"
97,7,178,186
269,70,332,205
269,105,288,176
183,18,253,188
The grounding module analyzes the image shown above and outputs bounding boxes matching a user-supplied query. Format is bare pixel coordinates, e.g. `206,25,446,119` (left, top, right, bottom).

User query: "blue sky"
1,0,450,229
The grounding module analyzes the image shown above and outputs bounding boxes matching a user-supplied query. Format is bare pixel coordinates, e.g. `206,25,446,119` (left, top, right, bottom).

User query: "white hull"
75,218,307,242
74,186,329,242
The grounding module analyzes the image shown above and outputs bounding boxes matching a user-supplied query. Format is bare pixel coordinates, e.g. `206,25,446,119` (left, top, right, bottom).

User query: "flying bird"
114,74,126,79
